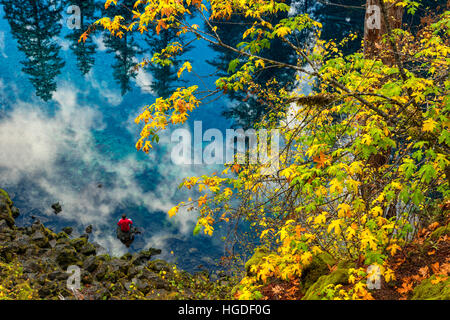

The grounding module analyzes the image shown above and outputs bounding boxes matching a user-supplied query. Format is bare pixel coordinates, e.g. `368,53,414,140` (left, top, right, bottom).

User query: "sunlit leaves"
177,61,192,78
91,1,450,300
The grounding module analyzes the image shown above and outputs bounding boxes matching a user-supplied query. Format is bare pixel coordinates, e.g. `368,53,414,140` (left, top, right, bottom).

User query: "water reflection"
0,0,229,273
102,0,142,95
1,0,65,101
64,0,99,75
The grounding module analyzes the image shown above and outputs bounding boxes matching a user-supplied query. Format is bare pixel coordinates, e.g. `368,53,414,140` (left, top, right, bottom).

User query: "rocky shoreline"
0,188,231,300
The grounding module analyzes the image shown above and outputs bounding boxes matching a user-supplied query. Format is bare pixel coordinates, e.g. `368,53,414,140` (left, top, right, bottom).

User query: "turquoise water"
0,1,234,272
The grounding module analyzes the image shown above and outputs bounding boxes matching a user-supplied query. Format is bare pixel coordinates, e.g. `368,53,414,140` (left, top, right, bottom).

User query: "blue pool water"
0,1,235,272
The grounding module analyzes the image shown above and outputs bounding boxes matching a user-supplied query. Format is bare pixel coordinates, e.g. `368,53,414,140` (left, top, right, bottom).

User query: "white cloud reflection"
0,81,211,259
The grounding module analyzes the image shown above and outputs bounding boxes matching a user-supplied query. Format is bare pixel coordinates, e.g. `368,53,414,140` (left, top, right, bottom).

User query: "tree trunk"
363,0,403,64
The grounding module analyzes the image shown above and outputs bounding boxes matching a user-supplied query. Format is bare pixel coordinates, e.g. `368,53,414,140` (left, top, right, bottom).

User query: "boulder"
48,270,69,281
148,259,170,273
11,206,20,219
300,253,336,290
81,270,94,285
38,281,58,298
0,219,11,233
51,202,62,214
130,248,162,266
137,268,170,290
108,259,129,274
31,230,49,248
0,189,15,228
302,268,350,300
85,225,93,234
54,244,81,269
245,247,269,276
61,227,73,235
411,276,450,300
430,224,450,240
71,237,88,252
80,243,97,256
22,260,43,273
83,256,101,273
127,265,144,278
130,277,151,294
15,235,32,254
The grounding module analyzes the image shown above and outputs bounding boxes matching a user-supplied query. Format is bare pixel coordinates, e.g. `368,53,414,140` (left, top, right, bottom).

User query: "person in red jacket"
118,214,133,232
117,214,135,247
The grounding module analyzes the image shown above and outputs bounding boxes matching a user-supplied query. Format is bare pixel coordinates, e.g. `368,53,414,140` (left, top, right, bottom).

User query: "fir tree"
2,0,65,101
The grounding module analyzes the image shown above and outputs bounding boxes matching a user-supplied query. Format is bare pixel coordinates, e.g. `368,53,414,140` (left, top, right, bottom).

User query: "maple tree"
88,0,449,299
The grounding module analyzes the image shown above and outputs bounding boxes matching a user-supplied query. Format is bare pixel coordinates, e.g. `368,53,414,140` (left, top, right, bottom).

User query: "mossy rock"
0,189,15,228
245,247,269,275
302,268,349,300
71,237,88,252
80,243,97,256
148,259,170,272
31,231,49,248
411,275,450,300
44,227,57,240
301,253,336,291
430,224,450,241
61,227,73,235
0,189,12,205
56,232,69,240
55,246,81,269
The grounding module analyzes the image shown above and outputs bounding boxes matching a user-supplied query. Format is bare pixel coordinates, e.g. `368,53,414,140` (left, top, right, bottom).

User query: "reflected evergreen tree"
64,0,99,75
1,0,65,101
102,0,142,95
144,28,192,99
207,0,305,128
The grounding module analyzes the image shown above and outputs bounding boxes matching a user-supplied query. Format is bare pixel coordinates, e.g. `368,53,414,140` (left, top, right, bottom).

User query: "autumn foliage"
90,0,450,299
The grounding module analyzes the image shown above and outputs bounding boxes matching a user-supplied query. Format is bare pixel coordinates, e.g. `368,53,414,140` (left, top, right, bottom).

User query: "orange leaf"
431,262,440,274
313,152,331,169
231,163,241,173
428,222,439,231
397,281,413,294
418,266,429,278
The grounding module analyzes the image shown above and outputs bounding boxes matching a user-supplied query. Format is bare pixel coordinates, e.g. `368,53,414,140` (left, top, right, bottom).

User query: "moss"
56,232,69,240
0,189,15,228
55,247,81,269
337,260,356,269
44,227,57,240
302,268,349,300
411,276,450,300
301,253,336,291
245,247,269,275
429,224,450,241
0,189,12,206
71,237,88,251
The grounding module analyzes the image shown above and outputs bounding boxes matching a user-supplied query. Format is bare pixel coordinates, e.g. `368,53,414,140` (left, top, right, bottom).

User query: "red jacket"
118,218,133,232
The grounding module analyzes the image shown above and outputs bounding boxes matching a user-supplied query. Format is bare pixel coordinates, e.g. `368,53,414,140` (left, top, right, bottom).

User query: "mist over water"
0,2,233,272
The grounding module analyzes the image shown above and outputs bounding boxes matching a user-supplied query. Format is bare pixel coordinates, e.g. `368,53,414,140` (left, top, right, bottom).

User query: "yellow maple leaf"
327,219,342,235
422,118,437,132
168,206,179,218
387,243,401,256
